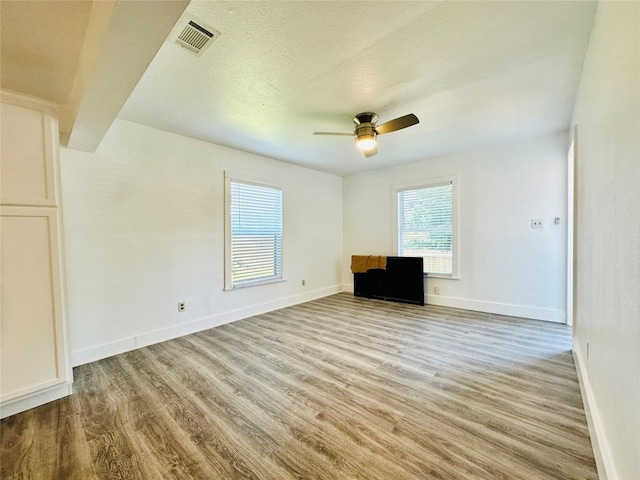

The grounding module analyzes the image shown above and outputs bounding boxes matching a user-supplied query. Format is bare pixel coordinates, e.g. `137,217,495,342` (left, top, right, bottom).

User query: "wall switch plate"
531,219,543,228
178,302,185,312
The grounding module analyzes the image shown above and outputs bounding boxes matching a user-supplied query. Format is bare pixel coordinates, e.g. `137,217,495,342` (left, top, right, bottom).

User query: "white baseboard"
72,285,342,367
72,337,137,367
342,283,563,322
573,341,614,480
426,294,565,322
0,381,73,419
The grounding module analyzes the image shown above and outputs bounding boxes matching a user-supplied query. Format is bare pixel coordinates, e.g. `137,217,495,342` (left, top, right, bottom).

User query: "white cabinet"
0,91,72,418
1,100,57,206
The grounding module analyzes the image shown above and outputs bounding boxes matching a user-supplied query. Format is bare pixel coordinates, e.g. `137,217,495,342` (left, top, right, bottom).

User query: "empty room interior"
0,1,638,479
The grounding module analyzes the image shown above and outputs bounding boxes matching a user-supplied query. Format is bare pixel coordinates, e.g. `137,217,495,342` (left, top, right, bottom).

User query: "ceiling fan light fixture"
356,136,377,151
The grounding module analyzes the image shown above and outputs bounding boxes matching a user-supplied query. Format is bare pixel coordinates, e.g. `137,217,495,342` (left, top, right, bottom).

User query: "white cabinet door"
0,98,57,207
0,207,70,405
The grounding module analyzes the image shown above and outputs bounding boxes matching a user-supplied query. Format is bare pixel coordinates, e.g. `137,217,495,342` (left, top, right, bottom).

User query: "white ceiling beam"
65,0,189,152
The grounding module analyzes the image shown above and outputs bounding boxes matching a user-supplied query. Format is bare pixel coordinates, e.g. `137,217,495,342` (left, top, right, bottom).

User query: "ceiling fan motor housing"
354,113,378,125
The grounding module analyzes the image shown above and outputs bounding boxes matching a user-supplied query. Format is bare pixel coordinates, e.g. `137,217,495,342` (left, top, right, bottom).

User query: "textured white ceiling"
118,1,596,175
1,1,596,176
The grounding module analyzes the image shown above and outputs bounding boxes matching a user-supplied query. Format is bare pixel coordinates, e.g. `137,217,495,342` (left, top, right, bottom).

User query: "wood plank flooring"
1,293,598,479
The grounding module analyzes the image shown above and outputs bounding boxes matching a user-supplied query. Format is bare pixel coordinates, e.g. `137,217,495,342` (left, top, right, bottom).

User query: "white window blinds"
398,183,453,274
229,180,282,287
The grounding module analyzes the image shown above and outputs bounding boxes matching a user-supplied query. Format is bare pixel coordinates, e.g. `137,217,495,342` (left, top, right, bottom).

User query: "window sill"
424,274,460,280
224,277,286,291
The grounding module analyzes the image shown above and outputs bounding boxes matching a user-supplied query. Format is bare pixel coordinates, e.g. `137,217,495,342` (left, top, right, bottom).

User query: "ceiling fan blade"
375,113,419,135
313,132,353,136
363,146,377,158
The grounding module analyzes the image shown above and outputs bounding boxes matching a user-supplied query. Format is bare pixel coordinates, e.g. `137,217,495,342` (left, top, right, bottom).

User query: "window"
225,176,283,289
396,178,457,276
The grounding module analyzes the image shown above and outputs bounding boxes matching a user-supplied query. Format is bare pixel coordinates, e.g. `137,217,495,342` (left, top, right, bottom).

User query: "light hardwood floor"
1,293,598,479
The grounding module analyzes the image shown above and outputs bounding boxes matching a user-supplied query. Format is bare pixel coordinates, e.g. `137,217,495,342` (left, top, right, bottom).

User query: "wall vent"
169,13,220,57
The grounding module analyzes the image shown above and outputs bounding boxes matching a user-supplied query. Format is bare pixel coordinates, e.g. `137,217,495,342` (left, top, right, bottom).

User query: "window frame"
224,172,284,290
393,175,459,279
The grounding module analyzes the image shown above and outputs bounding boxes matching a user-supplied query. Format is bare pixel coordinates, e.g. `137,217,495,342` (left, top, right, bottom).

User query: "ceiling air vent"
169,13,220,57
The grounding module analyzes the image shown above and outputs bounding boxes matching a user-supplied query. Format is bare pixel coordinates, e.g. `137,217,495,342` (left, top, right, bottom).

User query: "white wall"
60,119,343,365
570,2,640,478
344,131,568,322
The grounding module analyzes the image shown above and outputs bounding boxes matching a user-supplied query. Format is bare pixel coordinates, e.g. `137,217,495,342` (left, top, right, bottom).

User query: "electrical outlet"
531,219,543,229
434,286,440,294
301,279,306,286
178,302,185,312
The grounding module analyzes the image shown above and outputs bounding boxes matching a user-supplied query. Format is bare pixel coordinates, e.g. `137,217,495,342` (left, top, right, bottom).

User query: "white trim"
224,170,281,190
0,381,72,419
427,274,461,280
567,131,576,327
573,341,613,480
393,175,456,193
425,294,565,322
341,284,562,322
71,285,342,367
0,375,70,404
224,174,232,289
71,337,137,367
0,88,59,112
225,277,286,291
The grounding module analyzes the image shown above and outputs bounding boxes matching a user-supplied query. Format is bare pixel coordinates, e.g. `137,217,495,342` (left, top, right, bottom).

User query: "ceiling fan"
313,112,419,157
